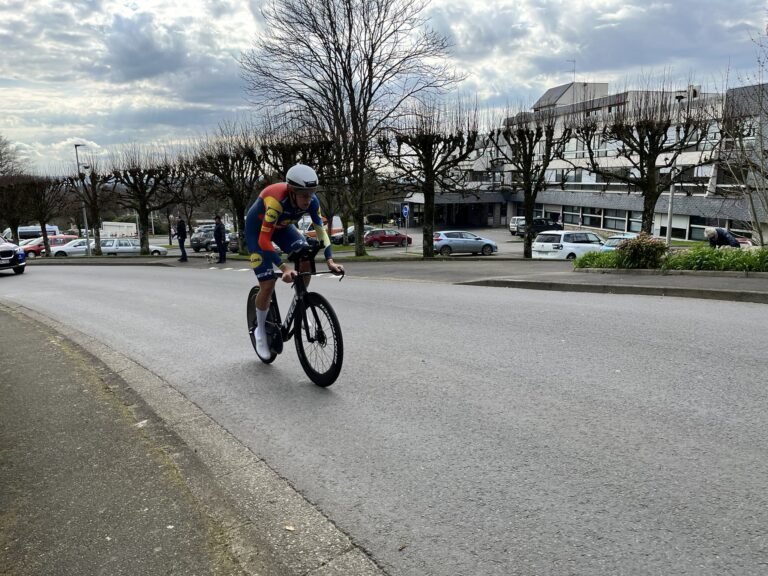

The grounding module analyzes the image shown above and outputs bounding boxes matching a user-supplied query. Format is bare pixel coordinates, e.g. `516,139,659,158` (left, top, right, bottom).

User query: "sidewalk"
0,305,383,576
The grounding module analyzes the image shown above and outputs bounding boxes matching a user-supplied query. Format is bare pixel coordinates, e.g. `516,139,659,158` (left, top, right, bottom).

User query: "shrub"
663,247,768,272
573,250,618,268
614,233,667,269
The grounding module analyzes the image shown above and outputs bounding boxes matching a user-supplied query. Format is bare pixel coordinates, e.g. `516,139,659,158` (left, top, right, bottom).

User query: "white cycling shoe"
255,330,271,359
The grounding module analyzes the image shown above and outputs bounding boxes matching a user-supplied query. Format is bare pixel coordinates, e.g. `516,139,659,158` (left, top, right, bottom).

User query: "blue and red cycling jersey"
244,183,332,279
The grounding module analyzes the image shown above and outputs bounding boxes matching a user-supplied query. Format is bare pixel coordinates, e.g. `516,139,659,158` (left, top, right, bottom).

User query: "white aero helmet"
286,164,318,192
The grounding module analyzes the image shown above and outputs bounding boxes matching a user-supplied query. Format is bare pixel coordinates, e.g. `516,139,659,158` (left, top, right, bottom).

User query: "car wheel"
372,240,380,248
13,267,25,274
400,239,407,247
54,251,66,257
27,252,35,259
193,247,200,252
440,245,452,256
151,250,161,256
566,253,577,260
481,244,493,256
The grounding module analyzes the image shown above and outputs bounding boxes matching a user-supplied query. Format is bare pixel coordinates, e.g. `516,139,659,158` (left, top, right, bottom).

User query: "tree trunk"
422,176,436,258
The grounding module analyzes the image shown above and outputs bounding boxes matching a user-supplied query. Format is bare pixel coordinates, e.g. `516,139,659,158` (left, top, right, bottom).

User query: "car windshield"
605,238,626,247
536,233,561,243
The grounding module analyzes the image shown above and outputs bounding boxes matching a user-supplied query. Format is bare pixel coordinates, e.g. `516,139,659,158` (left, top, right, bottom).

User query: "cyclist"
245,164,344,359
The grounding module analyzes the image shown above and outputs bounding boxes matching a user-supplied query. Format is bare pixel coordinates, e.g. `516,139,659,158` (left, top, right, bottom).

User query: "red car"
363,228,412,248
22,235,79,257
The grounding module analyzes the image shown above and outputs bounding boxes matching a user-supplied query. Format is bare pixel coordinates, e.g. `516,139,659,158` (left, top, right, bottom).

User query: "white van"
297,215,343,238
508,217,526,236
3,225,60,240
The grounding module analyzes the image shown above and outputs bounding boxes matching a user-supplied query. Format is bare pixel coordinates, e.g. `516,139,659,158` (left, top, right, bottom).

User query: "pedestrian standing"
175,217,188,262
214,215,227,263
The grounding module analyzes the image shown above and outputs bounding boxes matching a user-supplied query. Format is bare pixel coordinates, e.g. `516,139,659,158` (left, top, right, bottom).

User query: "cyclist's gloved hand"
327,259,344,276
280,266,297,283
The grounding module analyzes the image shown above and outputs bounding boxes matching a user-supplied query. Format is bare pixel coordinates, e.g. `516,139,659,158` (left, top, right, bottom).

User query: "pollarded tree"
241,0,461,256
378,98,478,257
195,121,264,249
110,144,180,254
0,174,33,243
566,80,716,234
25,175,69,257
67,153,117,256
487,107,572,258
0,134,24,177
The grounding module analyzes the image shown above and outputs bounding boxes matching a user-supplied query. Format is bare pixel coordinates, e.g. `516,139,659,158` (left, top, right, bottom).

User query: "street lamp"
74,144,92,256
665,94,686,247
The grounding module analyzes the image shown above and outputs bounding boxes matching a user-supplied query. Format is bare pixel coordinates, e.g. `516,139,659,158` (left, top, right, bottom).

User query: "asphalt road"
1,265,767,576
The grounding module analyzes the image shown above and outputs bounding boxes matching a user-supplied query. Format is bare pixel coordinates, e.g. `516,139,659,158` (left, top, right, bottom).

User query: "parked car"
433,231,498,256
364,228,412,248
0,239,26,274
601,232,639,252
532,230,605,260
331,225,374,245
52,238,96,257
514,218,563,237
228,233,242,253
298,215,343,239
508,216,526,236
191,228,231,252
100,238,168,256
22,235,79,258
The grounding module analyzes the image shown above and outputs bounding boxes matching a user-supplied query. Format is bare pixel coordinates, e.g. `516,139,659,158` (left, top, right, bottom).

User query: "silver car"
52,238,96,257
100,238,167,256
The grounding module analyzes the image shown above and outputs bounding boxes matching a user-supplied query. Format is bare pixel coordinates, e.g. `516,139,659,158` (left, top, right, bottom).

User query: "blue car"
601,233,638,252
0,239,27,274
433,231,498,256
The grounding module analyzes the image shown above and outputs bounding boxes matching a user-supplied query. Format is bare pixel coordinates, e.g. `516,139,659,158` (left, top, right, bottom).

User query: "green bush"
573,250,618,268
663,247,768,272
614,233,668,269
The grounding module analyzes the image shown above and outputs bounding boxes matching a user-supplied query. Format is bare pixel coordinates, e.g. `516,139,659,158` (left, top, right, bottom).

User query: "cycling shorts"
250,226,308,281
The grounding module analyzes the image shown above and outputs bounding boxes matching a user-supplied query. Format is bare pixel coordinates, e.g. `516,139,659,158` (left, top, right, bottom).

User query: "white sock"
255,307,268,338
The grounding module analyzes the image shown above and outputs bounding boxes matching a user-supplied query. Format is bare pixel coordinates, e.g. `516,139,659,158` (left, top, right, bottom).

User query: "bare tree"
195,121,264,252
0,174,32,243
486,107,572,258
66,153,117,255
25,175,69,257
168,152,217,245
0,134,25,177
110,144,179,254
378,98,479,257
566,80,716,234
241,0,460,255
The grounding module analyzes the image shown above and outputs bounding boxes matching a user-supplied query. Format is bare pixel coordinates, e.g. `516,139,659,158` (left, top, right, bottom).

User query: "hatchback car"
364,228,412,248
601,233,639,252
0,240,26,274
100,238,168,256
433,231,498,256
331,225,374,245
52,238,97,257
532,230,605,260
22,235,79,257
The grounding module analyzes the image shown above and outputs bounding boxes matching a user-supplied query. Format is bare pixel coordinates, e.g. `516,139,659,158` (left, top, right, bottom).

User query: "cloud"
100,13,189,82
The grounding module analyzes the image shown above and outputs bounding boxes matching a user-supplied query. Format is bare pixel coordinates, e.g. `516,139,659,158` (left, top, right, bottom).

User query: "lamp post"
665,94,686,247
74,144,92,256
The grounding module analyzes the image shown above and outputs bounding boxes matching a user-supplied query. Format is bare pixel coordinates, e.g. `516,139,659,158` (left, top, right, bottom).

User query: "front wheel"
295,292,343,387
566,253,577,260
13,267,25,275
481,244,493,256
247,286,281,364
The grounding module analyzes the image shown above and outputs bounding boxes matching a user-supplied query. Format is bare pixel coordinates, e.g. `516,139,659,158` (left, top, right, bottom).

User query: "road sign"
402,204,409,218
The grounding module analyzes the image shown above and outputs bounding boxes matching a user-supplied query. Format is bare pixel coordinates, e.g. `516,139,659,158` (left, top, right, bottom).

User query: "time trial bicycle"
246,242,344,387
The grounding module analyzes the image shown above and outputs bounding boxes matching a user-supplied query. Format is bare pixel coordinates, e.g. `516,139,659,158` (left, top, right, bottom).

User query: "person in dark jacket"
175,217,188,262
704,227,740,249
213,215,227,263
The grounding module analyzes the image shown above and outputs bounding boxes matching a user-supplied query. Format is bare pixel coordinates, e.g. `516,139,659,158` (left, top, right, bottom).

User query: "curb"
0,302,388,576
575,268,768,279
461,278,768,304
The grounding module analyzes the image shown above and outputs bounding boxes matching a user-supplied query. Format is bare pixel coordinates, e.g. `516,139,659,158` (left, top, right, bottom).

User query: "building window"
604,209,627,231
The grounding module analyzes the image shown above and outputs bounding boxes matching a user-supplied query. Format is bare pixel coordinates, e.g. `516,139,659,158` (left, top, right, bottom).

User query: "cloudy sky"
1,0,765,172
